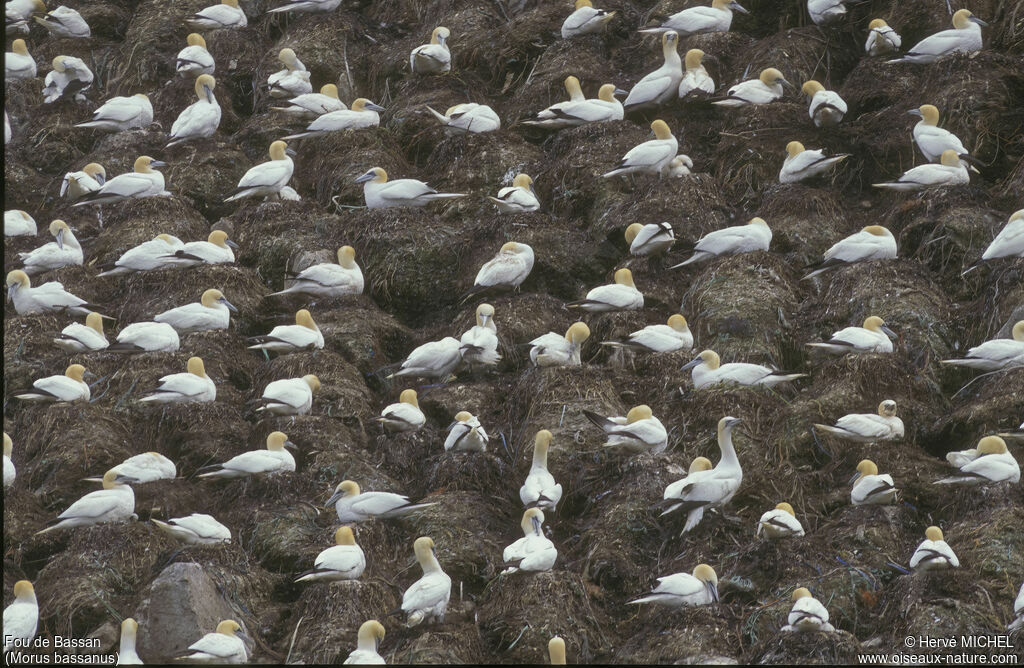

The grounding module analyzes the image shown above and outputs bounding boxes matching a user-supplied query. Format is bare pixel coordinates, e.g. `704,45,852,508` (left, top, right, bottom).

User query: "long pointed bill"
366,102,386,112
204,84,214,103
707,581,719,602
354,171,376,184
881,325,897,339
531,515,542,535
226,240,240,250
325,491,343,507
849,471,862,485
680,357,702,371
220,297,239,313
730,1,749,14
8,283,18,301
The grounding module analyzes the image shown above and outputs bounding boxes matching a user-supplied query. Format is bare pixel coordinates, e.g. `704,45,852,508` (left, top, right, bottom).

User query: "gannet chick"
388,337,462,380
584,405,668,455
529,322,590,367
942,322,1024,370
444,412,489,452
75,94,153,132
18,220,82,275
167,74,221,148
267,49,311,99
566,268,643,312
88,452,176,484
682,349,806,388
426,102,500,134
42,55,94,103
6,0,45,35
814,400,904,444
35,5,89,38
935,436,1020,485
15,363,90,402
1009,584,1023,632
887,9,985,64
602,120,678,177
623,32,683,111
61,163,106,202
5,38,34,78
343,620,385,665
6,269,97,316
875,149,971,190
267,246,363,297
283,97,384,139
978,210,1024,263
254,374,321,416
153,513,231,545
909,105,972,163
401,537,452,626
5,210,36,237
626,222,674,256
107,321,180,354
272,84,345,118
502,508,557,574
327,480,437,522
782,588,834,632
802,226,897,279
807,316,897,354
850,459,897,505
629,564,719,607
97,234,185,276
154,288,237,334
164,230,238,267
489,173,539,213
225,140,295,202
356,167,465,209
668,154,694,177
713,67,792,106
199,431,297,479
562,0,615,38
660,417,743,532
54,312,107,353
410,27,451,74
35,470,137,535
639,0,747,35
757,502,805,539
678,49,714,98
295,526,365,582
3,433,14,489
117,618,142,665
178,620,248,664
177,33,215,77
3,581,37,652
520,430,562,511
187,0,247,30
268,0,341,15
523,79,625,128
801,81,847,127
73,156,168,207
865,19,901,56
378,389,426,433
910,526,960,571
779,141,849,184
248,309,324,352
460,303,501,369
807,0,855,26
469,242,535,296
139,356,216,404
601,314,693,354
671,217,772,267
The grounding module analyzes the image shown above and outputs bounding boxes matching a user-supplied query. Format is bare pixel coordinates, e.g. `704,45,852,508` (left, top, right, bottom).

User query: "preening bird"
501,508,557,574
253,374,321,416
934,436,1019,486
561,0,615,38
400,537,452,626
625,222,675,256
678,49,714,98
583,404,668,455
779,141,849,184
909,526,960,571
782,588,834,632
377,389,426,433
757,502,804,539
42,55,94,103
61,163,106,202
73,156,168,207
523,78,624,128
272,84,346,118
909,104,972,163
166,74,221,148
410,26,451,74
387,337,462,380
267,49,311,99
865,19,901,56
444,412,489,452
425,102,500,134
488,174,540,213
459,303,501,369
520,429,562,511
467,241,535,296
247,309,324,352
139,356,216,404
6,269,100,316
187,0,247,30
152,513,231,545
801,80,847,127
3,581,38,652
850,459,897,505
34,5,90,38
17,220,82,275
528,322,590,367
176,33,215,77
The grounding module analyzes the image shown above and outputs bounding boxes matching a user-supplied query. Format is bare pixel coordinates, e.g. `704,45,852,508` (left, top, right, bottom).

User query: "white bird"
267,246,363,297
4,210,36,237
444,411,488,452
807,316,897,354
638,0,747,35
271,84,345,118
377,389,426,433
89,452,176,484
343,620,385,665
678,48,715,98
682,349,806,389
3,433,14,489
623,31,683,111
167,74,221,148
887,9,985,64
529,322,591,367
198,431,297,479
935,436,1020,485
116,618,143,665
713,67,792,106
268,0,341,15
814,400,904,443
177,620,248,664
75,94,153,132
176,33,215,77
153,513,231,545
5,38,34,78
807,0,854,26
267,48,311,99
910,526,960,571
502,508,557,574
602,120,678,177
625,222,674,256
3,581,38,652
667,154,694,177
468,242,535,298
979,210,1024,263
779,141,849,184
224,140,295,202
97,234,185,277
488,174,539,213
583,404,668,455
15,363,90,403
561,0,615,38
295,526,365,582
1009,583,1024,632
520,429,562,511
874,148,971,191
154,288,237,334
865,18,902,56
671,216,772,267
247,309,324,352
253,374,321,416
6,269,97,317
426,102,500,134
163,230,237,267
42,55,94,103
850,459,897,505
73,156,168,207
802,225,897,279
660,416,743,532
523,78,624,128
18,220,82,275
356,167,465,209
410,26,451,74
782,588,835,632
186,0,247,30
757,502,805,539
387,337,462,380
601,314,693,354
801,80,847,127
566,268,643,312
283,97,383,140
6,0,44,35
401,537,452,626
61,163,106,202
139,356,216,404
35,470,137,535
460,303,501,369
34,5,89,38
107,321,180,354
628,564,720,607
909,104,972,163
326,480,436,523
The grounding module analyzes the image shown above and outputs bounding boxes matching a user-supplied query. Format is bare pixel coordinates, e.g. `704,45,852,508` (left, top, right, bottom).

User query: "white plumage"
75,94,153,132
186,0,247,30
682,349,806,389
268,0,341,14
426,102,500,133
3,433,15,489
935,436,1020,485
268,68,311,99
489,174,540,213
443,412,488,452
814,400,904,443
4,210,36,237
459,303,501,368
804,83,847,127
327,480,436,523
601,314,693,354
623,31,682,111
247,309,324,352
108,322,180,354
981,211,1024,261
671,217,771,267
100,452,177,483
602,120,678,177
3,582,38,652
35,5,89,38
802,225,897,279
888,9,985,64
139,357,216,404
4,38,34,78
783,590,835,632
271,84,345,118
254,375,320,415
566,268,643,312
561,0,614,38
502,509,556,574
401,537,452,626
153,514,231,545
779,141,849,183
176,33,215,77
6,270,94,316
97,234,185,277
154,288,236,334
529,322,590,367
523,79,623,128
756,504,805,539
36,471,136,534
850,459,897,505
377,390,426,433
1009,583,1024,632
167,74,221,148
283,98,383,140
166,230,237,267
198,431,296,479
628,564,720,607
388,337,462,380
807,316,896,354
941,321,1024,371
472,241,535,292
224,140,294,202
865,19,901,56
909,527,960,571
660,417,743,533
42,55,93,103
583,405,668,455
678,48,715,98
16,364,90,403
73,157,167,207
61,163,105,202
410,27,451,74
626,222,674,256
910,105,971,163
343,621,386,665
874,149,970,191
267,246,363,297
179,621,247,664
713,67,791,106
638,0,746,35
357,167,465,209
520,430,562,511
295,526,365,583
18,220,82,275
807,0,853,26
117,619,143,665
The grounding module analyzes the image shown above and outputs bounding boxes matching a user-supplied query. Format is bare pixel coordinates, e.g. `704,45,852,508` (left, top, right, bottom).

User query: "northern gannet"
668,154,694,176
529,322,590,367
3,581,37,652
18,220,82,275
97,234,185,276
520,429,562,511
267,246,363,297
460,303,501,369
935,436,1020,485
660,417,743,532
602,120,678,177
3,433,14,489
623,31,683,111
326,480,437,522
199,431,297,479
378,389,426,433
167,74,221,148
176,33,215,77
410,27,451,74
387,337,462,380
978,210,1024,263
629,564,719,607
154,288,237,333
444,411,489,452
488,173,539,213
267,48,311,99
807,316,897,354
73,156,168,207
671,216,772,267
523,79,625,128
561,0,615,38
6,269,97,316
6,0,45,35
638,0,747,35
164,230,238,267
814,400,904,443
36,470,137,535
802,226,897,279
682,350,806,388
186,0,247,30
153,513,231,545
295,526,365,582
356,167,465,208
942,321,1024,371
15,363,90,402
625,222,674,256
34,5,89,38
779,141,849,183
909,104,971,163
426,102,500,133
807,0,854,26
802,80,847,127
469,241,535,295
107,321,180,354
713,67,792,106
343,620,385,665
401,537,452,626
583,404,668,454
850,459,897,505
910,526,960,571
283,97,383,139
225,140,295,202
4,38,34,78
75,94,153,132
865,19,901,56
782,588,834,632
1009,583,1023,632
178,620,248,664
502,508,557,574
139,356,216,404
271,84,345,118
4,210,36,237
757,502,805,538
875,148,971,190
600,314,693,353
253,374,321,415
247,309,324,352
42,55,93,103
887,9,985,64
89,452,176,483
117,618,143,665
61,163,106,202
566,268,643,312
268,0,341,14
678,49,714,98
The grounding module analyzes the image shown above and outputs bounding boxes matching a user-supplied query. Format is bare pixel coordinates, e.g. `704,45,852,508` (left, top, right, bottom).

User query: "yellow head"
187,33,206,48
574,0,592,8
187,357,207,377
83,163,106,179
431,26,450,45
801,80,824,96
917,104,940,126
279,48,300,68
52,55,67,72
792,587,812,601
13,581,34,600
399,389,419,407
624,223,643,244
693,563,717,585
361,167,388,184
200,288,225,307
626,405,653,423
521,507,545,533
134,156,160,173
939,149,962,167
195,74,216,100
6,269,30,290
697,349,721,369
684,49,705,70
614,267,635,287
209,230,231,248
3,433,11,458
296,309,317,330
856,459,879,477
454,411,473,422
651,120,673,140
337,245,357,268
358,619,385,645
216,620,242,636
549,636,566,665
868,18,888,30
48,219,70,237
1013,321,1024,342
786,141,805,157
121,618,138,637
951,8,978,29
335,526,356,545
977,436,1007,455
760,68,787,86
319,84,339,98
338,480,360,496
597,83,618,102
269,140,289,160
534,429,553,454
775,502,795,516
661,30,679,52
85,312,105,334
924,526,944,542
12,39,29,56
863,225,890,237
566,321,590,345
351,98,371,112
414,536,436,561
877,400,897,417
66,364,86,381
266,431,290,451
689,456,713,473
303,374,321,393
667,314,688,331
513,173,533,189
222,0,239,7
863,316,887,331
564,75,583,99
